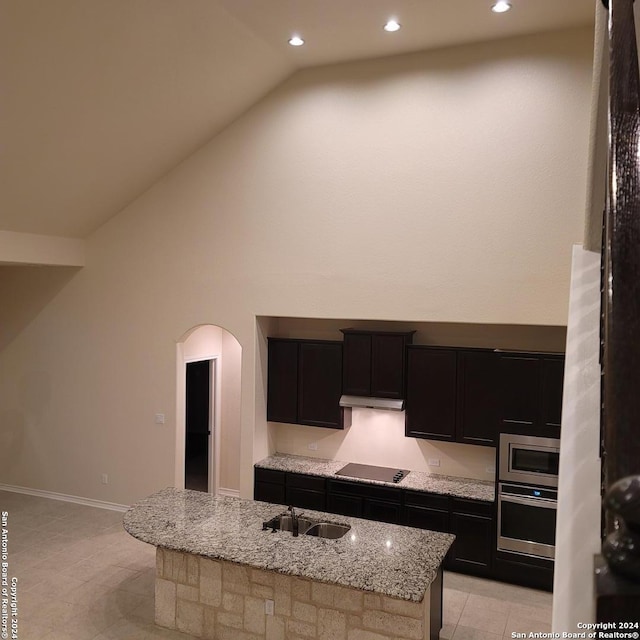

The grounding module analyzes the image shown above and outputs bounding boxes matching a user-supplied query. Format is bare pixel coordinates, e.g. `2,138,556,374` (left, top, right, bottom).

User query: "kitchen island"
124,487,454,640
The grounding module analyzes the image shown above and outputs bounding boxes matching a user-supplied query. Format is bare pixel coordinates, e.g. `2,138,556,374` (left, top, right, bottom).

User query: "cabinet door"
541,358,564,430
363,498,402,524
449,512,493,574
457,350,499,446
255,482,286,505
499,354,541,432
327,493,363,518
267,340,299,424
371,333,407,399
498,353,564,438
285,473,327,510
342,333,372,396
449,499,494,576
254,468,286,505
285,487,326,511
404,505,450,532
298,342,344,428
405,347,457,441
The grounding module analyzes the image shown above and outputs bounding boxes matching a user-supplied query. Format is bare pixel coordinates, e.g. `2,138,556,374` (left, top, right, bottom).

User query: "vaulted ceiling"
0,0,595,241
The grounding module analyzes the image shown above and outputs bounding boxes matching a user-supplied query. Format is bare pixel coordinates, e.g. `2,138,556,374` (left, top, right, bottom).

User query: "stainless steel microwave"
499,433,560,488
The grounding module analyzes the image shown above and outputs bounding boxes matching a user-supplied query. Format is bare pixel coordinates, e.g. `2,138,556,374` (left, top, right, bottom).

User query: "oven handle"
500,494,557,509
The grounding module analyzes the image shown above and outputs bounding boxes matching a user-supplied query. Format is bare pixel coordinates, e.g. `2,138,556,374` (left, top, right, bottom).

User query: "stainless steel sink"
263,514,317,533
279,515,318,533
303,522,351,539
262,513,351,539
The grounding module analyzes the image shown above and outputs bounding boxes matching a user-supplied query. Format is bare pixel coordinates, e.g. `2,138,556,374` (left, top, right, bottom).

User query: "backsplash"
272,408,496,481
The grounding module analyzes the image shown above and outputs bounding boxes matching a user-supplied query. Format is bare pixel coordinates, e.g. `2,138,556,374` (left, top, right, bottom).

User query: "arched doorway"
176,325,242,495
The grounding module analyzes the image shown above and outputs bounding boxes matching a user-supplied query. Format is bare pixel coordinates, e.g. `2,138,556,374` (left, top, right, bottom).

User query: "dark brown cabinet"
298,341,344,428
267,338,349,429
405,347,458,441
285,473,326,511
403,491,450,533
456,350,500,446
448,499,493,576
254,468,286,504
327,479,402,524
267,339,299,425
341,329,414,399
405,347,499,446
498,352,565,438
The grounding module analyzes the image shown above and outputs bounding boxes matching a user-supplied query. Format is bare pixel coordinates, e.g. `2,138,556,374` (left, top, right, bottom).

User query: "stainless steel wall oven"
497,482,557,559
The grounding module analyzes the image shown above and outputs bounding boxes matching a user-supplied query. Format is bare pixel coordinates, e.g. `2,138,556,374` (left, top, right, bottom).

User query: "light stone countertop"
124,487,455,602
256,453,496,502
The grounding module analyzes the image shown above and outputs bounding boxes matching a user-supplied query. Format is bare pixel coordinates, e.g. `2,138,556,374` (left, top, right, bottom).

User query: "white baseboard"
217,487,240,498
0,483,129,512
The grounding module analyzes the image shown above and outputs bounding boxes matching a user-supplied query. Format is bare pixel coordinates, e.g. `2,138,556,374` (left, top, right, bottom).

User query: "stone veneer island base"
124,488,453,640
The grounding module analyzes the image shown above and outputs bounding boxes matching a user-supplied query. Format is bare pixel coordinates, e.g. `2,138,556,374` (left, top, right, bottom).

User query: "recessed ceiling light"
288,35,304,46
383,20,401,32
491,1,512,13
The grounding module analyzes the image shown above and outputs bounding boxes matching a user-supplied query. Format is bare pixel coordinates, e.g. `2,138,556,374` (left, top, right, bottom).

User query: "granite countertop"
256,453,496,502
124,487,454,602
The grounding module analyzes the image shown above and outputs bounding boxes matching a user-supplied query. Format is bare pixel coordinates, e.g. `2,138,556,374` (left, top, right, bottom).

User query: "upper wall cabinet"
405,347,458,442
341,329,414,399
405,346,499,447
267,338,349,429
457,350,500,446
498,351,564,438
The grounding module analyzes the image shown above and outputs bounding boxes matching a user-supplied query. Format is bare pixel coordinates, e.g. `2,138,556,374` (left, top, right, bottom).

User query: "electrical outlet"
307,442,318,451
101,474,108,485
265,599,274,616
155,413,165,425
427,458,440,467
486,465,496,474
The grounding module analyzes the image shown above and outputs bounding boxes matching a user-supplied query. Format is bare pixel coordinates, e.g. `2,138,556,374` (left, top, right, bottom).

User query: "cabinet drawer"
404,504,450,533
255,468,285,485
451,498,493,517
328,479,401,502
286,472,326,492
327,493,362,518
403,490,450,511
285,487,326,511
364,498,401,524
254,482,285,505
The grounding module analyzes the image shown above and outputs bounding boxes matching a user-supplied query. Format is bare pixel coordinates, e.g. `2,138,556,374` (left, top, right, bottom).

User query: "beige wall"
0,28,593,504
220,330,242,491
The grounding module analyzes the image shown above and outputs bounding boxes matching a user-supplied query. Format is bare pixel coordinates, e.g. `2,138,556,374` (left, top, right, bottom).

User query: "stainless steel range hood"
339,395,404,411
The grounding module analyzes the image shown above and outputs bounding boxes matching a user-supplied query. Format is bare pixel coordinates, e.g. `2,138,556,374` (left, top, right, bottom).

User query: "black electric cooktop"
335,463,410,484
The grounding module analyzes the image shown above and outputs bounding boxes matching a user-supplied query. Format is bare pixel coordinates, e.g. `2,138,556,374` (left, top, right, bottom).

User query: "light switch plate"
155,413,165,424
265,599,274,615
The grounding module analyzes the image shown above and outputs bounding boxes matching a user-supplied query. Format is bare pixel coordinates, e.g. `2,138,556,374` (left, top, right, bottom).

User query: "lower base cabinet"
254,468,286,504
403,491,493,576
255,467,495,580
448,500,494,577
254,466,555,590
285,472,326,511
327,479,402,524
493,552,554,591
403,491,450,533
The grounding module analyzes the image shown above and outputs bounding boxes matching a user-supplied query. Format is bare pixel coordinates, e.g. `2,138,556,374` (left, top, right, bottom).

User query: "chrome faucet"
288,505,299,537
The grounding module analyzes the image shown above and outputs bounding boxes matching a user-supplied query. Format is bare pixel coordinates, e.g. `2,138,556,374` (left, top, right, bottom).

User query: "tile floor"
0,490,552,640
